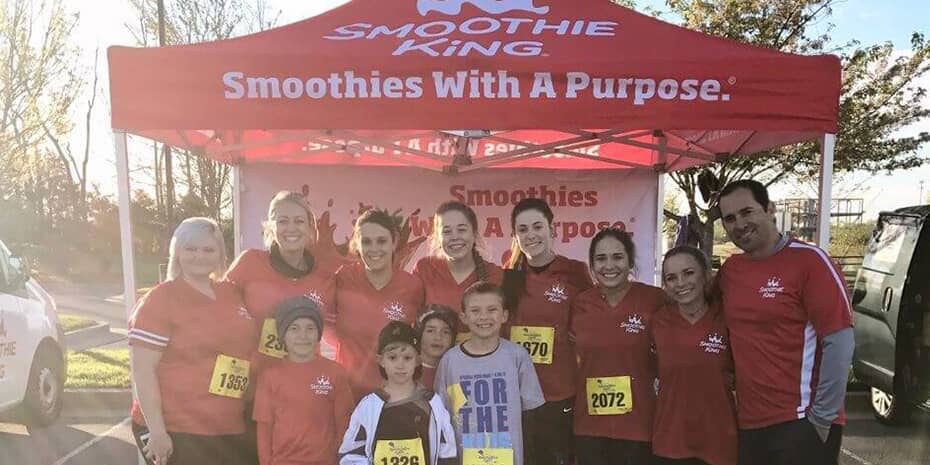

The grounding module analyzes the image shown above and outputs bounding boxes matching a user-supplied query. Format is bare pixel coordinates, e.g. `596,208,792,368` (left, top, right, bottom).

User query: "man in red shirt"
717,179,854,465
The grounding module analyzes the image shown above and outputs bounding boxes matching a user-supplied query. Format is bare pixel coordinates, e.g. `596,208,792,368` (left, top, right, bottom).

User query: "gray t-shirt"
434,339,545,465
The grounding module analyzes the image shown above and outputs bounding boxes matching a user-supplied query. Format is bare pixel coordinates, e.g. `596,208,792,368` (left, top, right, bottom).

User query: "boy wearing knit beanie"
253,296,354,465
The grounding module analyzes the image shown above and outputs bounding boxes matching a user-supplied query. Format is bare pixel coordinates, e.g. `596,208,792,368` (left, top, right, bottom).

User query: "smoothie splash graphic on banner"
239,165,658,280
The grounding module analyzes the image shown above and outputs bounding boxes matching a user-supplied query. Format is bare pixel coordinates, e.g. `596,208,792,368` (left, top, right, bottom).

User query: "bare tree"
0,0,82,196
125,0,280,222
42,48,99,220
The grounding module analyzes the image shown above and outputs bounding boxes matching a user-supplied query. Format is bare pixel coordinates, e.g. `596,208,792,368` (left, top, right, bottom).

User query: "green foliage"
66,349,131,389
828,221,875,257
655,0,929,255
58,314,98,333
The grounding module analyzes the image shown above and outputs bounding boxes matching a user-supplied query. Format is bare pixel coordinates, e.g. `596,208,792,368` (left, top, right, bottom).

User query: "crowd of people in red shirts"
127,179,854,465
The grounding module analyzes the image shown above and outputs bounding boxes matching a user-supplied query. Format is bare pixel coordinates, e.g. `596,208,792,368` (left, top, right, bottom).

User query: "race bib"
586,376,632,415
463,448,514,465
374,438,425,465
509,326,554,364
258,318,287,358
209,354,250,399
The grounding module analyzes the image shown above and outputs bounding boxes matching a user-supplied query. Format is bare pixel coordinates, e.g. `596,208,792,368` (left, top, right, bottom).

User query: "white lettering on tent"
530,72,556,98
700,80,722,101
223,71,245,99
566,72,589,98
220,70,735,104
432,70,521,98
323,2,617,59
416,0,549,16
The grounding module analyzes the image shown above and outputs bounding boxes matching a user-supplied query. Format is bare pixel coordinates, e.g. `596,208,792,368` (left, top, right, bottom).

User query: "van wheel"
22,347,64,426
870,387,911,425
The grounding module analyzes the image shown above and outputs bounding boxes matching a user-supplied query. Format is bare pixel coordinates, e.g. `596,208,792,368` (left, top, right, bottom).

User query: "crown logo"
629,315,643,326
417,0,549,16
316,376,331,386
305,290,323,305
708,333,724,345
766,277,781,288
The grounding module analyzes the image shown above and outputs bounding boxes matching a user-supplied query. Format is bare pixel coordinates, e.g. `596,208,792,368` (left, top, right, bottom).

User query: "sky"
67,0,930,220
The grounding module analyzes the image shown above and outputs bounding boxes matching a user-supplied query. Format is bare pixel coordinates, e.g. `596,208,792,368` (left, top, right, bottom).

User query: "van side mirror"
7,256,30,285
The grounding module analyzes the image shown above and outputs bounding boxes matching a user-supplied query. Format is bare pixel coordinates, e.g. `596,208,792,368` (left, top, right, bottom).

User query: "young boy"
434,281,545,465
339,321,457,465
253,296,354,465
417,304,458,389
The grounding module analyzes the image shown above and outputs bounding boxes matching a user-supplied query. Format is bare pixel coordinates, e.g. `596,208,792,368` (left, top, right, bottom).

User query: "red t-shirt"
334,263,424,398
651,302,737,465
421,363,437,391
253,357,354,465
570,282,666,441
718,239,853,429
129,280,258,435
413,255,503,312
226,249,339,364
505,255,592,402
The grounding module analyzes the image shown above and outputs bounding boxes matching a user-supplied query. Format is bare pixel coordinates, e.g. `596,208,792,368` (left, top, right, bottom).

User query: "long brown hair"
501,198,554,312
432,201,488,281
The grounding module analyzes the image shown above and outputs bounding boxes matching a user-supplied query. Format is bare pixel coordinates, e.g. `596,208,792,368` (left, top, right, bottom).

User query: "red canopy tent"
107,0,841,309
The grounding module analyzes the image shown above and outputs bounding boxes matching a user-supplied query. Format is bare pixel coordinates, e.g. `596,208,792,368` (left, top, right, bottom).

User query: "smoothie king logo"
418,0,549,15
322,0,618,57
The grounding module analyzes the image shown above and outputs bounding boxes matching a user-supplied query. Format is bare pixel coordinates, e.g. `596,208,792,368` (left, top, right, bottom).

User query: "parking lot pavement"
841,412,930,465
0,415,136,465
1,393,927,465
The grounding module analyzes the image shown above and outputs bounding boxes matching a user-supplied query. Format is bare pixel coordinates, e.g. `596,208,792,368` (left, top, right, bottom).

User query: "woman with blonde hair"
226,191,342,362
129,217,256,465
651,246,736,465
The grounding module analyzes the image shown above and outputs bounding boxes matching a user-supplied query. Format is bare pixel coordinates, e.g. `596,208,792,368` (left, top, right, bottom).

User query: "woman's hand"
143,429,173,465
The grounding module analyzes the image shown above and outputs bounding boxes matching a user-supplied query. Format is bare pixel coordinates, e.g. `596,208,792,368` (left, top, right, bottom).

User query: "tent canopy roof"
108,0,841,171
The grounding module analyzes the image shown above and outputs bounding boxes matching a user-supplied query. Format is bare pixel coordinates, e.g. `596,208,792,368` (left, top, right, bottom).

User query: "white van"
0,240,66,426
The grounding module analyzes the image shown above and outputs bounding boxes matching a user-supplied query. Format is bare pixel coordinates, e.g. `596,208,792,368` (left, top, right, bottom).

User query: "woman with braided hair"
332,208,425,400
413,201,502,340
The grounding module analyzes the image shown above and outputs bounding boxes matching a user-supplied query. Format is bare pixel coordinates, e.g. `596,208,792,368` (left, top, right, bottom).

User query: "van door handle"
881,287,894,313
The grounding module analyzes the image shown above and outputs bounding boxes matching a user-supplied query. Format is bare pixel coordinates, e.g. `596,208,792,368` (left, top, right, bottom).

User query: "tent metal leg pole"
816,134,836,248
114,131,137,315
655,172,666,285
654,131,668,285
113,130,144,465
232,165,242,256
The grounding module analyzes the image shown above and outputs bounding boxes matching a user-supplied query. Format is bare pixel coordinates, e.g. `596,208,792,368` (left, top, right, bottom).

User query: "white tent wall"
236,164,659,282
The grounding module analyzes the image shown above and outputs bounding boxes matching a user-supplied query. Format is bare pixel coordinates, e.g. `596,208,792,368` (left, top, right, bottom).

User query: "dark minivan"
851,206,930,424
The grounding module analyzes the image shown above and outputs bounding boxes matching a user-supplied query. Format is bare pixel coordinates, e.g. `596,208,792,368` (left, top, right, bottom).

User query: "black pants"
239,401,259,465
737,419,843,465
574,435,652,465
523,397,575,465
132,423,248,465
652,457,710,465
